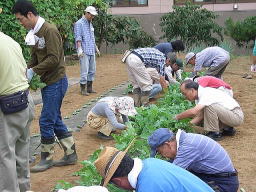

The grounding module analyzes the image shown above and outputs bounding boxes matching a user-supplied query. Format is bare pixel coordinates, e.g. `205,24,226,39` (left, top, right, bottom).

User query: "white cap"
185,52,195,64
85,6,98,16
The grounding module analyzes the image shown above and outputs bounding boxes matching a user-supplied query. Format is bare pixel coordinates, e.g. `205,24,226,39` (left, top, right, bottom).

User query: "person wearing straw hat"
74,6,100,95
94,146,214,192
87,96,137,140
148,128,239,192
185,46,230,79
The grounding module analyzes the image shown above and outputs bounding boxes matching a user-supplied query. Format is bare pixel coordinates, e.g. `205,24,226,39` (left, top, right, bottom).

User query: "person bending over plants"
87,96,137,140
148,128,239,192
175,80,244,140
94,145,214,192
185,46,230,79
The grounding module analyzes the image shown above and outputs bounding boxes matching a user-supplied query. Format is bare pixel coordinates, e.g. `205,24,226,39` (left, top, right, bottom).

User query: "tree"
225,16,256,47
160,2,223,48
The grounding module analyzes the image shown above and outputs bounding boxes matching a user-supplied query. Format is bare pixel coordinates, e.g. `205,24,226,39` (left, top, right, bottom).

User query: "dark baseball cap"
148,128,174,157
175,59,183,69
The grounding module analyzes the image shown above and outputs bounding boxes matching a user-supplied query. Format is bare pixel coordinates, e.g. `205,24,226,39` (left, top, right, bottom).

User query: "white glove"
96,46,100,57
77,47,84,57
26,68,35,83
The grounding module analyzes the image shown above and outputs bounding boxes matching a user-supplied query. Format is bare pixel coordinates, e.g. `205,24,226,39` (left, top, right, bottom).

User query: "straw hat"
94,140,135,187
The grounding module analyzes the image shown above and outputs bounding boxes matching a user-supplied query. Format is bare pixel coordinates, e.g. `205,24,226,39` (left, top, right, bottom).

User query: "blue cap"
148,128,174,157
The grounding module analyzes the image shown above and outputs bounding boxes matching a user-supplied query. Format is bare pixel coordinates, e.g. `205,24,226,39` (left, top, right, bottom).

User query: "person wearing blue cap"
148,128,239,192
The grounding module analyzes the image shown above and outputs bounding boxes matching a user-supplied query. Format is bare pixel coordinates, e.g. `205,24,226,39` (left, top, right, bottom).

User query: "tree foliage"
94,11,155,49
225,16,256,47
160,2,223,48
0,0,155,60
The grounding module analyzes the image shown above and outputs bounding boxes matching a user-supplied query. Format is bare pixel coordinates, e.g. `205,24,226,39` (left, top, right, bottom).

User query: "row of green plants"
54,75,195,191
1,1,255,60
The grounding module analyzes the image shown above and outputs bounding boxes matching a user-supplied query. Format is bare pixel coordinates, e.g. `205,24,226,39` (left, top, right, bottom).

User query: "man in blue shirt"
154,40,185,57
74,6,99,95
94,146,214,192
148,128,239,192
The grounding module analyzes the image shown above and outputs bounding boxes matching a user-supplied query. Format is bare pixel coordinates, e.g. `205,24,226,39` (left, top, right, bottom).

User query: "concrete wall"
101,10,256,55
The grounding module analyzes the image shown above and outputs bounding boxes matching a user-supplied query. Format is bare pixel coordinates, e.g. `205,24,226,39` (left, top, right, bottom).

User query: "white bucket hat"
85,6,98,16
185,52,195,64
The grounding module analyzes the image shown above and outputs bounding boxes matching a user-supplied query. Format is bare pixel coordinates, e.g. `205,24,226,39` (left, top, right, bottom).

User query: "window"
175,0,256,4
111,0,148,7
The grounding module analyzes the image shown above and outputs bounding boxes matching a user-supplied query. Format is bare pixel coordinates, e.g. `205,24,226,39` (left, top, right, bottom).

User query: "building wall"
103,2,256,55
110,0,173,15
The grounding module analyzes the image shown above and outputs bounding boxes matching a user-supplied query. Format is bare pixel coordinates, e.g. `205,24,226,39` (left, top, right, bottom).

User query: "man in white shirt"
175,80,244,140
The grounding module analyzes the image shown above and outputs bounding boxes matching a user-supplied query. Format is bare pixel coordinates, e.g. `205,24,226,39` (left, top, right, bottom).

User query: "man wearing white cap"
185,46,230,79
74,6,99,95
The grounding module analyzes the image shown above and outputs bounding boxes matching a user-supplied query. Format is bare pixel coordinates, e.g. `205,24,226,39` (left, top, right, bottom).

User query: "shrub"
225,16,256,47
160,2,223,49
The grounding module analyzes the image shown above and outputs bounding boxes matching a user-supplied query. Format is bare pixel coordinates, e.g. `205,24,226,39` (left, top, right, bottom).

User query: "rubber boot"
140,90,151,106
53,135,78,166
87,81,96,93
30,138,55,173
132,88,141,107
80,83,89,96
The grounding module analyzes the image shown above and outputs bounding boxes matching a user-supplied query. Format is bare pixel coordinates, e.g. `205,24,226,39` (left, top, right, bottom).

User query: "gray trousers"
204,104,244,132
206,57,230,78
0,93,34,192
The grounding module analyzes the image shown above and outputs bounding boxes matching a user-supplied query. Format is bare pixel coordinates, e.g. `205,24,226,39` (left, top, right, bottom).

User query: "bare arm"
176,104,205,120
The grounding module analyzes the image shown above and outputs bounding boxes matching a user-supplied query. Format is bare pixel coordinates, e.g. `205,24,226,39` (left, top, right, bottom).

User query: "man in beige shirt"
0,32,34,192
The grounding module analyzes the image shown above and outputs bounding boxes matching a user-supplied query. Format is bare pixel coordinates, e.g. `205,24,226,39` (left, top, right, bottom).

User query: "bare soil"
30,54,256,192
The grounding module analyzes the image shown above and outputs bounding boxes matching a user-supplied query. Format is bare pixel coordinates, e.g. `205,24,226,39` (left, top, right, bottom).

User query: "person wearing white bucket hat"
74,5,99,96
87,96,137,140
185,46,230,79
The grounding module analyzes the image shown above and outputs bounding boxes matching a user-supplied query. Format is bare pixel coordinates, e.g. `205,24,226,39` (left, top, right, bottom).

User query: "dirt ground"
30,54,256,192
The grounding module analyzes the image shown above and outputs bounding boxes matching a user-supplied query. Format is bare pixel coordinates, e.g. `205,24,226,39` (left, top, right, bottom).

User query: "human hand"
173,115,178,121
26,68,35,83
96,46,100,57
77,47,84,57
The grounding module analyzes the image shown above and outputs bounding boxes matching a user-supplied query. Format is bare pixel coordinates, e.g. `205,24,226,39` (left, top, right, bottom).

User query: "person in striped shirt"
124,48,182,106
148,128,239,192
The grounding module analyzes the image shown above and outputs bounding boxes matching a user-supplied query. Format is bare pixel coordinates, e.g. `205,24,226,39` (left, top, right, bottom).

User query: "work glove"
77,47,84,57
26,68,35,83
96,46,101,57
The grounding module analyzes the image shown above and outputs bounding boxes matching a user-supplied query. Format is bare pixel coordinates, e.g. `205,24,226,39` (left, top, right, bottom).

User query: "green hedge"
0,0,155,60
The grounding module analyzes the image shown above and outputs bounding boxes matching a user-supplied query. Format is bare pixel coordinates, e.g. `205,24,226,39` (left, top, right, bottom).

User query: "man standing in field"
0,32,34,192
74,6,99,95
13,0,78,172
186,46,230,79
